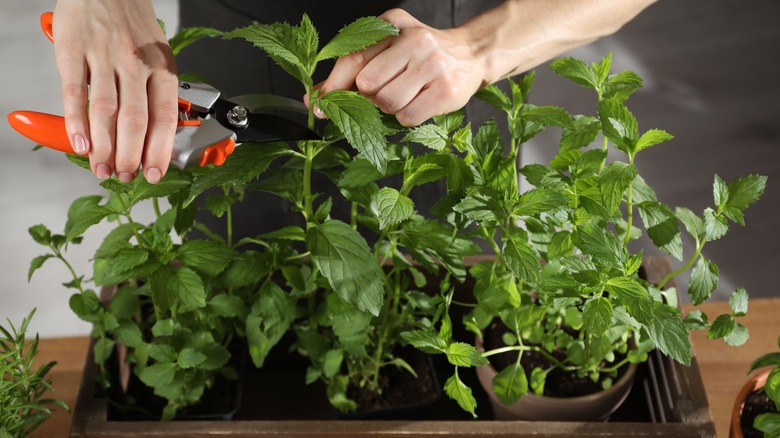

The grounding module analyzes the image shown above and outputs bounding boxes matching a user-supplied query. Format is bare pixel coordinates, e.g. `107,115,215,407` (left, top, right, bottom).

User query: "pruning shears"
7,12,319,169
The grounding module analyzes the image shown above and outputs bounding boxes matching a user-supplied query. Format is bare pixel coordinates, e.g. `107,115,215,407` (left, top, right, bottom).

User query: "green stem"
482,345,578,372
658,241,705,289
601,357,631,374
482,226,503,262
152,198,161,218
622,154,636,248
303,143,314,227
226,199,234,248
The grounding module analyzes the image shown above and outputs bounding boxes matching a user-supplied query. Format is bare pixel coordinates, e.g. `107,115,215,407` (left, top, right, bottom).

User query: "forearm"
457,0,657,85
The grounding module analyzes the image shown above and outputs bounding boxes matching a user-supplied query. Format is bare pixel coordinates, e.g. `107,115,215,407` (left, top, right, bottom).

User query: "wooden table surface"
28,298,780,437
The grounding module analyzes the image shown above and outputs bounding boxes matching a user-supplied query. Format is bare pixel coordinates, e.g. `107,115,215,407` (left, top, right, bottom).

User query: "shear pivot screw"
227,106,249,128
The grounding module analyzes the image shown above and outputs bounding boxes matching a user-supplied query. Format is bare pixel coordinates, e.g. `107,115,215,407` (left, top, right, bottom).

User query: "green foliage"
30,14,767,421
402,52,765,415
749,337,780,435
0,310,69,437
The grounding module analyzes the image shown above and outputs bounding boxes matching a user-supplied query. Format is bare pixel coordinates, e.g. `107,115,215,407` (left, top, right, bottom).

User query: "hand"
317,9,487,127
53,0,178,183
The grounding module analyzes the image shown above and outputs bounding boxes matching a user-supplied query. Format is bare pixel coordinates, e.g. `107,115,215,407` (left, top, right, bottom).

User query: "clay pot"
475,336,638,421
730,368,771,438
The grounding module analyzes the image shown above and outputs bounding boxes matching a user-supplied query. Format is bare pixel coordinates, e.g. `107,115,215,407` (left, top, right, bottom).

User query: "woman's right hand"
53,0,178,184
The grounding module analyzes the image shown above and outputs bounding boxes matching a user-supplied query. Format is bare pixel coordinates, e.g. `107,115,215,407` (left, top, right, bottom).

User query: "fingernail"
145,167,162,184
118,172,135,183
314,106,325,119
96,164,112,180
72,134,89,155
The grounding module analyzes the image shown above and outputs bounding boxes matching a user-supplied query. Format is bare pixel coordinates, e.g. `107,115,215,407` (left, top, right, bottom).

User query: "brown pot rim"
731,368,771,438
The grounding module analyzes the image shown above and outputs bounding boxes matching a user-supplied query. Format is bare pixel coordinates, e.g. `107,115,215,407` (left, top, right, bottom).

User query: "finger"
87,66,119,179
57,58,91,156
395,82,462,127
320,39,392,94
354,43,410,96
142,71,179,184
114,71,149,183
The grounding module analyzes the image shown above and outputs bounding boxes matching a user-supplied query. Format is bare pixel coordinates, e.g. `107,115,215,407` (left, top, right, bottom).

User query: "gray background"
1,0,778,337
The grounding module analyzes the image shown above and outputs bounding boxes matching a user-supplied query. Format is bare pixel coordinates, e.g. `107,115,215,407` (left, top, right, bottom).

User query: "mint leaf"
139,362,176,388
583,296,612,337
453,190,502,223
513,187,569,216
522,106,575,130
316,90,388,173
502,237,541,284
707,314,736,340
208,295,245,318
593,53,612,86
187,143,292,205
475,84,511,111
401,330,447,354
171,267,206,309
444,372,477,418
703,208,728,241
637,201,683,261
713,174,729,211
575,226,625,268
434,111,465,133
636,129,673,153
402,124,448,151
726,174,767,211
603,70,643,102
169,27,222,56
598,99,638,156
632,174,658,203
599,162,637,216
676,207,705,241
446,342,488,367
316,16,398,61
647,302,691,366
177,240,236,277
729,288,748,316
338,157,384,189
370,187,414,230
307,220,384,316
65,195,111,241
492,362,528,405
471,119,502,163
688,256,718,305
561,116,600,151
28,254,54,282
177,348,207,369
295,14,319,71
724,323,749,347
549,57,598,89
224,22,306,83
93,247,149,285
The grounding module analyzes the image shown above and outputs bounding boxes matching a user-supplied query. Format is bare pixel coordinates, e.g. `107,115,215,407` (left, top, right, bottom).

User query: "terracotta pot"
475,336,638,421
730,368,771,438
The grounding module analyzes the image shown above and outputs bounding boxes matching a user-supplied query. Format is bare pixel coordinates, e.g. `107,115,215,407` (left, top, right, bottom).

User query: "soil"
741,388,779,438
484,321,628,398
346,348,440,416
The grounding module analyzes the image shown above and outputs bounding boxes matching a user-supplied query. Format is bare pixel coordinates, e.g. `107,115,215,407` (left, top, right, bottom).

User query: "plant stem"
303,143,314,227
658,241,705,289
482,344,578,372
622,155,635,248
152,197,161,218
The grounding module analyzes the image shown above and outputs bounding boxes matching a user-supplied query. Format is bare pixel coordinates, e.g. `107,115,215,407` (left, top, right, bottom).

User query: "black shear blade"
213,98,319,143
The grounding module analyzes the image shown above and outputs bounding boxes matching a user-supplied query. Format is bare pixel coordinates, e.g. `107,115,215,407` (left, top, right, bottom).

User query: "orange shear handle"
8,111,74,154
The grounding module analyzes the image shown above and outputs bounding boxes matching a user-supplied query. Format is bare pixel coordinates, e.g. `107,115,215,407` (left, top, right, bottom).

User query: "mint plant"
747,337,780,437
222,16,481,412
402,54,766,417
1,309,69,437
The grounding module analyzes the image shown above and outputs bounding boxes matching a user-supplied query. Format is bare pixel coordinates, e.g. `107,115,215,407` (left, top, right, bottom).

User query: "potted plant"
1,309,69,437
221,15,482,416
732,336,780,437
26,13,481,422
401,53,767,420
